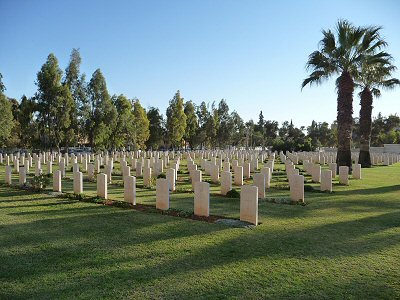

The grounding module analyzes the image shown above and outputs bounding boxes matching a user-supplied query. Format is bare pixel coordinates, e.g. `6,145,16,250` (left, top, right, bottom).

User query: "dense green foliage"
166,91,187,148
35,54,74,149
146,107,165,150
0,75,14,147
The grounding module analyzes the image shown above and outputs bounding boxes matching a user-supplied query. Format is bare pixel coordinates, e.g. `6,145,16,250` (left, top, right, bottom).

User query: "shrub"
304,184,315,192
273,183,290,190
148,177,156,188
226,189,240,198
30,174,50,191
157,173,166,179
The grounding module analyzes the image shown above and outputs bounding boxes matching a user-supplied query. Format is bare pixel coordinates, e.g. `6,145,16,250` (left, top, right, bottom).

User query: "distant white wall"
384,144,400,154
321,144,400,154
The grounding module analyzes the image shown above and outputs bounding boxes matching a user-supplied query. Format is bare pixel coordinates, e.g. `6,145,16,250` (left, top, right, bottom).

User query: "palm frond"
380,78,400,90
371,87,381,98
301,71,330,89
337,19,353,50
320,29,336,55
359,25,386,52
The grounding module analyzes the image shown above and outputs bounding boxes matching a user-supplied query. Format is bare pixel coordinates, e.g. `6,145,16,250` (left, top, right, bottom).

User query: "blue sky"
1,0,399,127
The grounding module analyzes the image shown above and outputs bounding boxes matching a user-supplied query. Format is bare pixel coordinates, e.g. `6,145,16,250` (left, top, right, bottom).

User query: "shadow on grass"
1,176,400,298
2,208,399,299
332,184,400,196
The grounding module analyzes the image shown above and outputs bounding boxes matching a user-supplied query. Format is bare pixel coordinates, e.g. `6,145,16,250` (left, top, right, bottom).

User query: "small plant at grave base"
148,177,156,188
30,174,51,191
303,184,332,193
106,200,131,209
304,184,315,192
112,181,124,187
157,173,166,179
273,183,290,190
226,189,240,198
163,208,193,218
264,197,306,206
175,186,193,193
273,171,286,176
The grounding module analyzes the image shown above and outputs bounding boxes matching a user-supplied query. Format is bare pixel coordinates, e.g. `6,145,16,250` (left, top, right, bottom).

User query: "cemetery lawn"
1,164,400,299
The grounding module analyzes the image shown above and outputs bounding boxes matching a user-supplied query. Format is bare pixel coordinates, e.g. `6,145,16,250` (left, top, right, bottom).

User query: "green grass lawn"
0,160,399,299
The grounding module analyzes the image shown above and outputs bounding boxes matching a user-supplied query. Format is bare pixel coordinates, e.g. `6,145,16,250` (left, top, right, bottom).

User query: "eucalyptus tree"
35,54,74,150
132,99,150,150
166,90,187,149
183,100,199,149
111,94,134,149
0,74,14,147
63,48,88,145
87,69,117,149
146,107,165,150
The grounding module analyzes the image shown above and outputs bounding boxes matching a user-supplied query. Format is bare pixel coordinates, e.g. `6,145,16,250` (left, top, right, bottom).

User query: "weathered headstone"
53,170,62,192
156,178,169,210
194,181,210,217
260,167,271,189
73,171,83,194
312,164,321,183
124,175,136,205
329,163,337,178
240,185,258,225
339,166,349,185
97,173,108,199
211,165,219,183
191,169,202,190
243,162,251,179
47,160,52,174
19,166,26,186
5,165,12,185
88,163,94,180
253,173,265,198
234,166,243,186
290,174,304,203
143,167,152,187
353,163,361,179
320,170,332,192
221,171,232,196
166,168,176,191
136,162,143,177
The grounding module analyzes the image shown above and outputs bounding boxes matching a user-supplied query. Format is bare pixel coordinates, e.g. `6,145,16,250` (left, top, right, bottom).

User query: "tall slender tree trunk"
358,87,373,167
336,71,354,171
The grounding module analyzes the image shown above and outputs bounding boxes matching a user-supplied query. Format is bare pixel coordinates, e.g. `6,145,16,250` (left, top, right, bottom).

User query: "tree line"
0,34,398,154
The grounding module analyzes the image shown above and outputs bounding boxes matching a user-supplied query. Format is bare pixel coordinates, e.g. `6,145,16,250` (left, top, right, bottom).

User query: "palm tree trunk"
358,87,373,167
336,71,354,171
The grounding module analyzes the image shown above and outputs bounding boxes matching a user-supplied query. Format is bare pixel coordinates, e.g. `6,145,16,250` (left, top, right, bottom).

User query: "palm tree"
302,20,388,169
357,60,399,167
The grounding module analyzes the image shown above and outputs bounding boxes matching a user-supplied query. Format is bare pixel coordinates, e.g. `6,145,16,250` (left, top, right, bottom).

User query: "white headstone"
240,185,258,225
194,181,210,217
